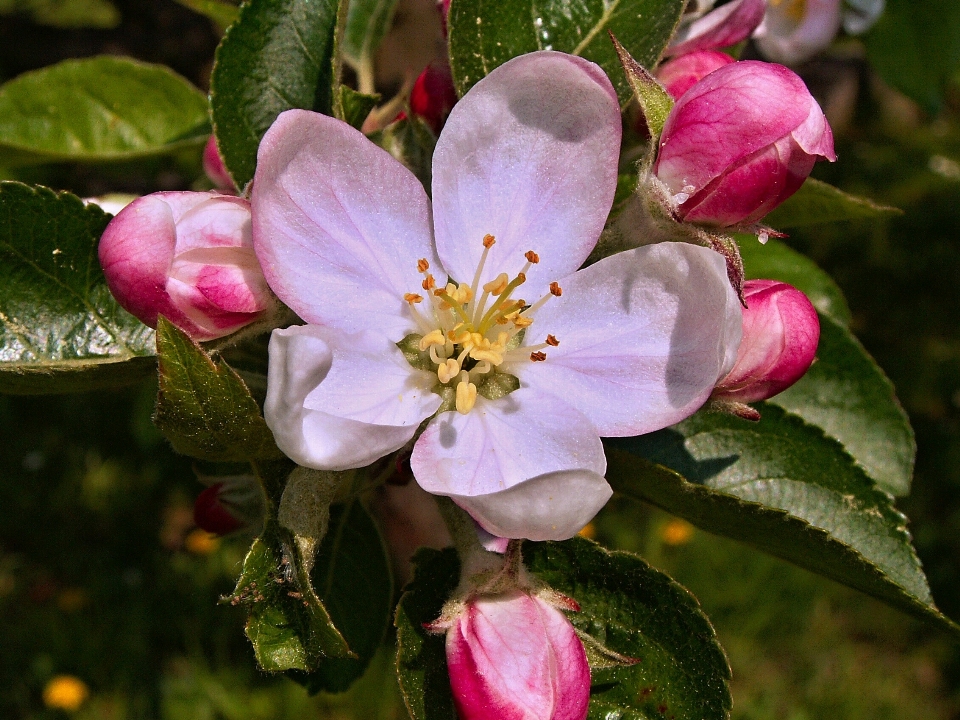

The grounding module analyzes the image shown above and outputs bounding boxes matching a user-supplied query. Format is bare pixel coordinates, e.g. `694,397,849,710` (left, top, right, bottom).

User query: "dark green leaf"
369,117,436,192
770,314,915,497
172,0,239,31
765,179,901,229
448,0,686,103
606,407,959,635
340,86,380,130
294,500,394,693
0,57,209,167
343,0,400,74
738,236,852,327
0,0,121,28
525,538,731,720
865,0,960,112
153,317,283,461
395,548,459,720
210,0,340,188
0,182,155,394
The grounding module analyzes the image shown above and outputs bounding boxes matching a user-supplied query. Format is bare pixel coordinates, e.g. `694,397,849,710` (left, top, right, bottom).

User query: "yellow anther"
549,281,563,297
422,274,436,291
444,283,472,305
511,314,534,329
530,351,547,362
404,293,423,304
483,273,510,296
546,334,559,347
418,329,446,351
417,258,430,272
437,358,460,384
525,250,540,264
456,377,478,414
472,348,504,365
483,234,496,248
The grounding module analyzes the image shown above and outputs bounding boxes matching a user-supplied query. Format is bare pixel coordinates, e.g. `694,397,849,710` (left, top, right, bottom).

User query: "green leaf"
764,179,901,229
0,57,209,167
342,0,400,74
153,317,283,462
610,33,673,137
369,117,436,192
606,407,959,635
524,538,731,720
232,517,352,673
293,500,394,693
210,0,340,189
171,0,239,31
0,0,120,28
0,181,156,394
394,548,459,720
865,0,960,112
448,0,686,103
738,236,852,327
339,86,380,130
769,314,915,497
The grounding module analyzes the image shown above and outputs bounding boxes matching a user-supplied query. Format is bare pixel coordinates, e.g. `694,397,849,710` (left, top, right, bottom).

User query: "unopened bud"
203,136,235,191
656,50,734,99
712,280,820,404
99,191,277,341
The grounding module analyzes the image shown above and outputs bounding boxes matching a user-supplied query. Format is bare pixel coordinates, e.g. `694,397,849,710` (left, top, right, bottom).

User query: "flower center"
402,234,562,415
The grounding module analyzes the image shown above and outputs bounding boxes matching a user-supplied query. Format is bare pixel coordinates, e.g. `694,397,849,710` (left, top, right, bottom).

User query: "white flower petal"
304,329,441,426
252,109,441,341
265,325,426,471
452,471,612,542
432,52,621,291
513,243,742,436
411,388,607,539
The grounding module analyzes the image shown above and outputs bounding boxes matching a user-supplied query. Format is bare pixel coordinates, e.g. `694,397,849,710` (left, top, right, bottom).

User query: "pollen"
530,351,547,362
417,258,430,272
456,375,478,414
437,358,460,384
483,234,496,248
525,250,540,264
404,293,423,304
550,282,562,297
484,273,509,295
422,274,436,290
419,329,446,350
546,334,559,346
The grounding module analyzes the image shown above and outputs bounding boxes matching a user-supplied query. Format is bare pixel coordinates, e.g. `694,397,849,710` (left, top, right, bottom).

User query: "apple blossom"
667,0,766,57
253,51,741,541
653,60,836,228
754,0,843,65
713,279,820,404
443,590,590,720
99,191,276,341
657,50,735,99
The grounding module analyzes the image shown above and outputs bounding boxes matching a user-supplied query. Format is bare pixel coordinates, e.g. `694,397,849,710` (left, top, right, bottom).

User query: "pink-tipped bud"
666,0,766,57
656,50,735,100
99,191,276,341
713,280,820,404
654,60,836,228
203,136,235,192
409,62,458,134
445,591,590,720
194,483,244,535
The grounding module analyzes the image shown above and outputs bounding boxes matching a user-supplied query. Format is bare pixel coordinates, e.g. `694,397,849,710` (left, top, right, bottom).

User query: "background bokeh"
1,0,959,717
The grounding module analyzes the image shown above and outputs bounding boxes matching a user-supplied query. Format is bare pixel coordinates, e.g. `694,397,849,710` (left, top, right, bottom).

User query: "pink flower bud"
99,191,276,341
713,280,820,403
194,483,244,535
409,62,458,134
203,136,235,191
445,591,590,720
656,50,734,100
666,0,766,57
654,61,836,228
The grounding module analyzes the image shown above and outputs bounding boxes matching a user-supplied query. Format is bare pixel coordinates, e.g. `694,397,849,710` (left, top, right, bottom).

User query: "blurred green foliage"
1,1,960,719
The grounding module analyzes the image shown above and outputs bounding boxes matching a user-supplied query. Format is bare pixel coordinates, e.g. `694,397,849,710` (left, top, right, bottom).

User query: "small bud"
654,61,836,228
656,50,734,100
712,280,820,404
203,136,235,191
193,483,243,536
666,0,766,57
409,62,459,134
445,591,590,720
99,191,277,341
194,475,265,536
